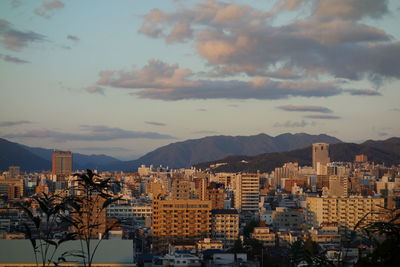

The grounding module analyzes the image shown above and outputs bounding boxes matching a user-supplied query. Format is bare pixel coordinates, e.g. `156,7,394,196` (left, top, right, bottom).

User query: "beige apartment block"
152,199,212,252
306,196,385,230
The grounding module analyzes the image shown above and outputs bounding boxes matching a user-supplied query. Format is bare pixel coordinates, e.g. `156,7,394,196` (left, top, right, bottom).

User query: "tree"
243,220,259,238
355,207,400,266
17,192,79,266
67,170,122,267
288,239,333,266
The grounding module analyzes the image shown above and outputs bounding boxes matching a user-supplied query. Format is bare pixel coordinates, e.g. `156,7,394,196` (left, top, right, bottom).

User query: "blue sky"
1,0,399,160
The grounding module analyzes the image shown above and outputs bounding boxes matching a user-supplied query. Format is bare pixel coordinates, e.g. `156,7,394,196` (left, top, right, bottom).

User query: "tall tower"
52,150,72,176
312,143,330,170
234,173,260,213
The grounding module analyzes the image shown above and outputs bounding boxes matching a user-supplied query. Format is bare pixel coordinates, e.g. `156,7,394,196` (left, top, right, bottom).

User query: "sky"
0,0,399,160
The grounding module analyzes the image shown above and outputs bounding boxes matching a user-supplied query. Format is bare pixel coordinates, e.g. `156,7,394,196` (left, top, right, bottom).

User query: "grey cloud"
390,108,400,112
0,120,31,127
313,0,389,21
85,86,105,95
132,78,343,100
76,147,132,152
346,89,382,96
92,59,343,100
192,130,218,135
304,114,341,119
11,0,21,8
0,53,29,64
145,121,166,126
275,0,389,21
197,108,207,111
0,19,47,51
34,0,64,19
3,125,175,141
377,132,388,137
96,59,198,89
138,0,398,83
274,120,316,128
277,105,332,113
67,35,79,42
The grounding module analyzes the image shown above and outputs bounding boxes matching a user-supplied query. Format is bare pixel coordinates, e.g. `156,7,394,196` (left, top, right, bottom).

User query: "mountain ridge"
194,137,400,173
0,133,342,171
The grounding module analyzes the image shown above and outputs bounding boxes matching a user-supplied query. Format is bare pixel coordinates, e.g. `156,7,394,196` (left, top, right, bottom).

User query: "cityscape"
1,0,400,266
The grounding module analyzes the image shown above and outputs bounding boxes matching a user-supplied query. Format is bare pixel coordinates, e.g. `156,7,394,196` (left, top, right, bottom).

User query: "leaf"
57,233,78,246
43,239,58,247
102,196,122,210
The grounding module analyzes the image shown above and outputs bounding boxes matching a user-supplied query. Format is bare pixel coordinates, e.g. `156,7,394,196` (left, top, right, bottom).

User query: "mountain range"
195,137,400,173
0,133,341,171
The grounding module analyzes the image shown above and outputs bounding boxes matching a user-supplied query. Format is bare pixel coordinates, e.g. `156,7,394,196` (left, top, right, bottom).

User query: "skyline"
1,0,400,160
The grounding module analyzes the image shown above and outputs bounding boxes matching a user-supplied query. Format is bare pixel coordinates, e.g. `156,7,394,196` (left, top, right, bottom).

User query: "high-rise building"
205,182,225,209
234,173,260,213
52,151,72,177
312,143,330,170
152,198,212,252
306,196,384,229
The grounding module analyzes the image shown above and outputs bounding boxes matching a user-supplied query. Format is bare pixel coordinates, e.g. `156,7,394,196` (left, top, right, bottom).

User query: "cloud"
277,105,332,113
377,132,388,137
0,19,47,51
85,86,105,95
191,130,218,135
346,89,382,96
0,53,29,64
390,108,400,112
273,120,316,128
197,108,207,111
11,0,21,8
3,125,175,141
96,59,199,89
67,35,79,42
145,121,166,126
90,59,344,100
304,114,341,119
313,0,389,21
0,120,31,127
138,0,399,84
76,147,132,152
34,0,64,19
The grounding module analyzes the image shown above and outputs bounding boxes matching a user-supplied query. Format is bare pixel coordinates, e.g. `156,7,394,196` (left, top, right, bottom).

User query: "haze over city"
1,0,400,160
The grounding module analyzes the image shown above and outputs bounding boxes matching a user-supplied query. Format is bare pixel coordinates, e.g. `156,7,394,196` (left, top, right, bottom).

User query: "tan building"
211,209,239,247
234,173,259,213
312,143,330,171
272,207,305,230
205,182,225,209
8,166,20,179
251,227,276,247
305,196,385,229
328,175,348,197
171,176,190,200
52,150,72,177
355,154,368,163
196,238,223,251
152,198,212,252
0,180,23,200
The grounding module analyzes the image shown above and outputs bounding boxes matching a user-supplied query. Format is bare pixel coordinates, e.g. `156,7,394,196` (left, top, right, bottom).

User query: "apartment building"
211,209,239,247
234,173,260,213
152,199,212,253
306,196,385,229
